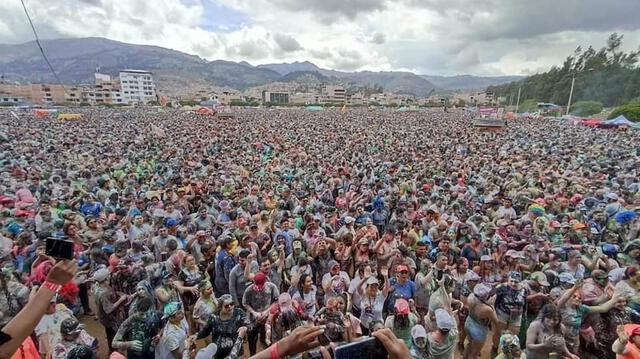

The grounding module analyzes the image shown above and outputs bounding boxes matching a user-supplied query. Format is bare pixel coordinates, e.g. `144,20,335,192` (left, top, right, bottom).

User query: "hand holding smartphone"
334,337,388,359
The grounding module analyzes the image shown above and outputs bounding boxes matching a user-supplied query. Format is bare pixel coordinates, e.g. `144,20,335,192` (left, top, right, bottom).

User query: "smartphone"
334,337,388,359
45,236,74,260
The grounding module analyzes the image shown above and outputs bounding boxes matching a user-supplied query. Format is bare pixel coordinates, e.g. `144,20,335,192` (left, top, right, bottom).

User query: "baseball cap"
396,265,409,273
530,271,550,286
435,308,454,330
90,268,110,282
473,283,492,300
463,271,481,283
506,250,524,259
344,216,355,224
394,299,410,315
411,325,427,340
328,260,340,269
558,272,576,284
480,255,492,262
66,345,99,359
162,301,182,320
60,317,84,335
366,277,380,286
195,344,218,359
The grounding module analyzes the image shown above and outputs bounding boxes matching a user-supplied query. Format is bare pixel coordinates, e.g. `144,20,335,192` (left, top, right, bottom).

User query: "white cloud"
1,0,639,75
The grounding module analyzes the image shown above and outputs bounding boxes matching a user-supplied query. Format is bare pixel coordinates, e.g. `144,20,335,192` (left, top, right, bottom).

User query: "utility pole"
566,75,576,115
515,87,521,113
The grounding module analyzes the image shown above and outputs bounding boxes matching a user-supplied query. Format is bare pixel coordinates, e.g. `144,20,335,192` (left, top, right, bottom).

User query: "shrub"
608,103,640,122
570,100,603,116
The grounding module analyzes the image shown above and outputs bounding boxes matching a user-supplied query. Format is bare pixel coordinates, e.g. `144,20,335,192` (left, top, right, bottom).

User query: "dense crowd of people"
0,106,638,359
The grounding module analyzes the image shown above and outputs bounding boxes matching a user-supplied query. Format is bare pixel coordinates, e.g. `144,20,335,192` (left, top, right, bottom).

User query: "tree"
517,99,538,113
487,33,640,108
569,100,603,116
608,102,640,122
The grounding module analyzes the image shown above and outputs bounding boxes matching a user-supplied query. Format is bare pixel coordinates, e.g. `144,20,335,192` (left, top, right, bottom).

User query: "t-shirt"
560,304,589,337
292,286,318,316
35,305,73,355
113,311,162,356
53,331,97,359
384,313,418,348
391,278,416,300
155,319,189,359
359,292,386,328
242,282,280,320
321,271,351,301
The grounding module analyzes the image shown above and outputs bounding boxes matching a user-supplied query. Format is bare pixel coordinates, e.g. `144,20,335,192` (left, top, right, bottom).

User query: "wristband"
42,281,63,293
270,342,281,359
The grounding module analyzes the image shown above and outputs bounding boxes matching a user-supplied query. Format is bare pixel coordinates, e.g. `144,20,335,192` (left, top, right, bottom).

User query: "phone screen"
45,237,74,260
334,337,388,359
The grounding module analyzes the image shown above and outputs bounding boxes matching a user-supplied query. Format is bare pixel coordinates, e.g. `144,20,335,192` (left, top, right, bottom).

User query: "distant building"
322,85,346,104
346,93,365,105
119,70,156,104
217,90,244,105
0,83,65,104
262,91,290,104
290,92,317,105
0,93,22,104
453,92,496,106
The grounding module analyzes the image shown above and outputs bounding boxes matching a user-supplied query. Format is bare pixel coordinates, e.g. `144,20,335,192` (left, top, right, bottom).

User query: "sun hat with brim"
530,271,550,286
358,237,370,246
162,302,182,320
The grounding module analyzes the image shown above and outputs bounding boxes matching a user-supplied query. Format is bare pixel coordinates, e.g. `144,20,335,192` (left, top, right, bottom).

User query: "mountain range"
0,37,522,96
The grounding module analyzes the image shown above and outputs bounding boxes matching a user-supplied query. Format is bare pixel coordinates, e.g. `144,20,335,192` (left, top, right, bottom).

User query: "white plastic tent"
602,115,634,126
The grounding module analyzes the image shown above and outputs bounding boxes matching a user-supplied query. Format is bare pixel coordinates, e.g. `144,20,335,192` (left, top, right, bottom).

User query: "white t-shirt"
155,319,189,359
35,305,74,355
321,271,350,301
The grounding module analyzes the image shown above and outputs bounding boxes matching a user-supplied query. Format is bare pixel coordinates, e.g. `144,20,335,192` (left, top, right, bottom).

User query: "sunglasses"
223,303,235,309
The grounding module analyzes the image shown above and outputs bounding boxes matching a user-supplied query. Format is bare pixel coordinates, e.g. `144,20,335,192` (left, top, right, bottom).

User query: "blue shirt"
390,278,416,300
274,229,292,256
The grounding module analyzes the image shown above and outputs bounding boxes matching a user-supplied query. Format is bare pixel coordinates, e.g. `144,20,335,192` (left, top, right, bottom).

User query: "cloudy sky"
1,0,639,75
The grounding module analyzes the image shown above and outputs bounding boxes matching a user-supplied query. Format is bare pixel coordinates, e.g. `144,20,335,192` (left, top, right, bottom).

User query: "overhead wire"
19,0,67,93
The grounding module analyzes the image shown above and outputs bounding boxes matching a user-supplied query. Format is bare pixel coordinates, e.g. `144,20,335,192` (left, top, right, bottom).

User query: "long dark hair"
537,304,562,333
298,273,312,294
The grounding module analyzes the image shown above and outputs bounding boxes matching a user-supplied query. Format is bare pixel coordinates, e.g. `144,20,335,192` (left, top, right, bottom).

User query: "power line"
19,0,66,92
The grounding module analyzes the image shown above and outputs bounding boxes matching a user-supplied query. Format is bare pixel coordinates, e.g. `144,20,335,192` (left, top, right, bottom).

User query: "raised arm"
0,260,76,358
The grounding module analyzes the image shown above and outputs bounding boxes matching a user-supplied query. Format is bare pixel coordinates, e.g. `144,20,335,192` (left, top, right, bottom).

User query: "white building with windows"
119,70,156,104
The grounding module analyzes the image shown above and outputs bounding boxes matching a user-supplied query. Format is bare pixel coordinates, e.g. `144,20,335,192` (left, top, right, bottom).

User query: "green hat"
162,302,182,320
